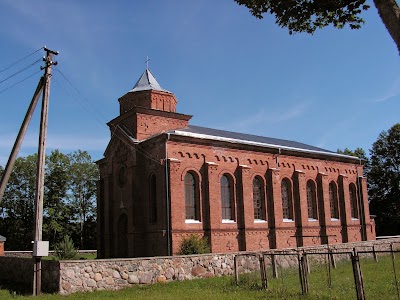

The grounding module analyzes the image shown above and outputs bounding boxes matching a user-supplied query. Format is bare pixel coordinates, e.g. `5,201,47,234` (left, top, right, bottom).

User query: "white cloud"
373,76,400,103
227,102,307,132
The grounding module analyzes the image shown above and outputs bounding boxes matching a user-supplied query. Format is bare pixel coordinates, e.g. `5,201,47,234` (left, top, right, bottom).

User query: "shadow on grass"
0,279,32,296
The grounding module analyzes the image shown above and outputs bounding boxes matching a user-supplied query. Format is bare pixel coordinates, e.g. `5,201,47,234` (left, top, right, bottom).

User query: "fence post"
259,255,268,289
306,253,311,274
373,245,378,262
329,248,337,269
391,243,396,261
298,253,303,294
302,254,309,294
272,254,278,279
351,249,365,300
297,253,309,295
390,244,400,299
234,255,239,285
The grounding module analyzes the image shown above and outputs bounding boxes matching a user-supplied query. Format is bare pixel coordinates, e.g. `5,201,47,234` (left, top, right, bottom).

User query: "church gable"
103,134,136,164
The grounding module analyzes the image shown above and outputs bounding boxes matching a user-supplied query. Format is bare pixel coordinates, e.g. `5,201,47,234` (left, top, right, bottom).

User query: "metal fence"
234,243,400,300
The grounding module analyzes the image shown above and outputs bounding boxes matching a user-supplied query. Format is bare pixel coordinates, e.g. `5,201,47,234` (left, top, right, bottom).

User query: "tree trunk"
373,0,400,54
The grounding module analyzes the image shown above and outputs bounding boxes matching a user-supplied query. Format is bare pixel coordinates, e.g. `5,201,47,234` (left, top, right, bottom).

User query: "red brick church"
96,69,375,258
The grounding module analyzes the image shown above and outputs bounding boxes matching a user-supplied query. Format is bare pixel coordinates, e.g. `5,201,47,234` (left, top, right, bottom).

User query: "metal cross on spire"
145,56,150,70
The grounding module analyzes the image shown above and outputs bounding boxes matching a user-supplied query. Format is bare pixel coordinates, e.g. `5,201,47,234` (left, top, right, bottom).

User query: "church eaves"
167,125,360,162
129,69,171,93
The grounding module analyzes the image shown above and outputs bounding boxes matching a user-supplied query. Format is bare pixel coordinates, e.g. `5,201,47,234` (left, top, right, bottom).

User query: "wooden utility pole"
0,78,44,203
33,47,58,296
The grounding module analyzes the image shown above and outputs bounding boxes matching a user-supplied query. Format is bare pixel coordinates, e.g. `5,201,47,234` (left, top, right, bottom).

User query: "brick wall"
167,139,374,254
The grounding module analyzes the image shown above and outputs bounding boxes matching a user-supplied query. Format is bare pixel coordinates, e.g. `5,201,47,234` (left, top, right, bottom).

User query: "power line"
54,67,109,122
116,125,164,165
52,75,107,130
53,70,163,166
0,58,42,85
0,46,43,74
0,69,42,95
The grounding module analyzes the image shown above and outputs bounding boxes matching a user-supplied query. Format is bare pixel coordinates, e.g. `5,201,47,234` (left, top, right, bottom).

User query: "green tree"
43,150,71,246
368,123,400,236
0,166,4,232
0,154,37,250
337,147,369,176
68,150,99,249
337,147,368,160
54,235,78,260
234,0,400,54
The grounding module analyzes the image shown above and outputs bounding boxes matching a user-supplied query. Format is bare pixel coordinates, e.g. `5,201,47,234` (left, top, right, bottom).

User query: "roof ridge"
176,124,337,155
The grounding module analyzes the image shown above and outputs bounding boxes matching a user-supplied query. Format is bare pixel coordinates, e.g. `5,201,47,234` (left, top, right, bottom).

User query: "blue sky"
0,0,399,166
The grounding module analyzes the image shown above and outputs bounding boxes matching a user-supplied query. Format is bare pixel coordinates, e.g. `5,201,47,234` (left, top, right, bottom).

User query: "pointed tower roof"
129,69,171,93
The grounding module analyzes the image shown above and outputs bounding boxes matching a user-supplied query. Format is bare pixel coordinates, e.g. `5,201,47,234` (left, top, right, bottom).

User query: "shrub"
179,234,210,255
54,235,78,260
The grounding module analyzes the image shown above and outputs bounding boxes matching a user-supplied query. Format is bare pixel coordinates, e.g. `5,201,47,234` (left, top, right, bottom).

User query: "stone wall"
56,238,400,294
1,238,399,295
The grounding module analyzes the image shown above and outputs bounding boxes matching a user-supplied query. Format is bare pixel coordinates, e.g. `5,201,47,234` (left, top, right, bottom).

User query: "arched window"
149,174,157,223
117,214,128,258
307,180,318,220
221,174,234,220
350,183,359,219
253,176,266,220
329,182,339,219
185,172,199,220
281,178,293,220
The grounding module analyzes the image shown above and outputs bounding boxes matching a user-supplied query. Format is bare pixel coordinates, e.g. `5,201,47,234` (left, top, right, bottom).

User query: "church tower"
97,68,192,258
119,69,177,113
110,69,191,140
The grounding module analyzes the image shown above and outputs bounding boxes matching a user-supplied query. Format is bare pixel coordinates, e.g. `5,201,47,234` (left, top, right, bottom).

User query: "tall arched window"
306,180,318,220
329,182,339,219
185,172,199,221
349,183,359,219
221,174,234,220
149,174,157,223
117,214,128,258
281,178,293,220
253,176,266,220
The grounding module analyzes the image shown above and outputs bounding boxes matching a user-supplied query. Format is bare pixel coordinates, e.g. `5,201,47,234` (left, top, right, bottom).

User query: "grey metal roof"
129,69,171,93
168,125,358,160
0,235,6,242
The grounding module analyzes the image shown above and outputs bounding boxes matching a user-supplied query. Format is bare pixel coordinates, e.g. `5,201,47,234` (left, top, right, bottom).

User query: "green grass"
41,252,97,261
1,255,399,299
